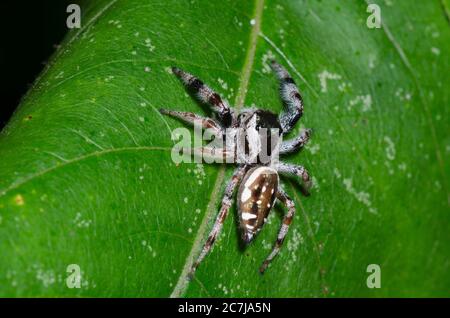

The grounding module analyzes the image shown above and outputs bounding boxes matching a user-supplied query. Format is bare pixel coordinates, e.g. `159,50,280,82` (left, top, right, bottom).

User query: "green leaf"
0,0,449,297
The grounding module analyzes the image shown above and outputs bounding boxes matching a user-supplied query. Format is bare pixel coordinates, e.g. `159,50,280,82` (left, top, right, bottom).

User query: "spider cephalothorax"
160,60,312,274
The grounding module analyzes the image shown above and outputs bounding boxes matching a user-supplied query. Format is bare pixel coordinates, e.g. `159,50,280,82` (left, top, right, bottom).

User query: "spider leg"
172,67,233,127
190,165,247,276
159,109,223,137
279,129,312,154
260,187,295,273
276,162,312,189
192,146,235,163
270,60,304,134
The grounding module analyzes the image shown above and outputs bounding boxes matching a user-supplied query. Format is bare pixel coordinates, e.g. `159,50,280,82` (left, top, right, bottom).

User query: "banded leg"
279,129,312,154
271,60,304,134
190,165,247,276
192,146,235,164
276,162,312,189
260,188,296,273
159,109,223,137
172,67,232,126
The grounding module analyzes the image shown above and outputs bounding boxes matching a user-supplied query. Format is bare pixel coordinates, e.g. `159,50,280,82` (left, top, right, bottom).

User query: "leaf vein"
0,146,172,198
169,0,265,298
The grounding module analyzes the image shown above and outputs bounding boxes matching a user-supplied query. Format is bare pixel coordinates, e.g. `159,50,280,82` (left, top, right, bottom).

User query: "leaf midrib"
169,0,265,298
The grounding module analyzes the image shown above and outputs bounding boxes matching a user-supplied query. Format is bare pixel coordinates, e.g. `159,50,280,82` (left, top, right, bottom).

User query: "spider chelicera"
159,60,312,275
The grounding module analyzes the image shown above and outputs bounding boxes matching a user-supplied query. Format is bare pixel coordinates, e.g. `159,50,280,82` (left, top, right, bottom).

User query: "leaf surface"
0,0,449,297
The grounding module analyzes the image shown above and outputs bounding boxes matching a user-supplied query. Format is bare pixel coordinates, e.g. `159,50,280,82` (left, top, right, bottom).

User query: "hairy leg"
275,162,312,189
172,67,232,126
190,165,248,276
271,60,304,134
159,109,223,139
260,187,296,273
191,146,235,164
279,129,311,154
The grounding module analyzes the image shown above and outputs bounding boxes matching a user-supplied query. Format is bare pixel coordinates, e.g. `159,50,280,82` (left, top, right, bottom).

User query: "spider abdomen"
237,166,278,244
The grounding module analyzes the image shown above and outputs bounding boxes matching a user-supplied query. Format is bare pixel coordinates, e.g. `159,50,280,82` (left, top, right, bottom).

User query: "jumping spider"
159,60,312,275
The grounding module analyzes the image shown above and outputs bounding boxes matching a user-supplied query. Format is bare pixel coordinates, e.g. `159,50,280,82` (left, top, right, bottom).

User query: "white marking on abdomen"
241,187,251,202
244,167,276,188
242,212,257,220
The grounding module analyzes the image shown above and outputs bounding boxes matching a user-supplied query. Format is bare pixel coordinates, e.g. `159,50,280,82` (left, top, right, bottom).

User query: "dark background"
0,1,80,129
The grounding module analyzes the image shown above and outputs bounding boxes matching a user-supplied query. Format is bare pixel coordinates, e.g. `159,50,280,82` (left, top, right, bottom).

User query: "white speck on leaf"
144,38,155,52
307,143,320,155
431,47,440,55
338,81,352,92
318,71,342,93
384,136,396,161
286,229,304,263
261,50,276,74
217,78,228,90
74,212,92,228
349,95,372,112
342,178,377,214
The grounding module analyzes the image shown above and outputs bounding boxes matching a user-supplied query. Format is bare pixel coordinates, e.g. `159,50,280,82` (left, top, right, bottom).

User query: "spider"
159,60,312,275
